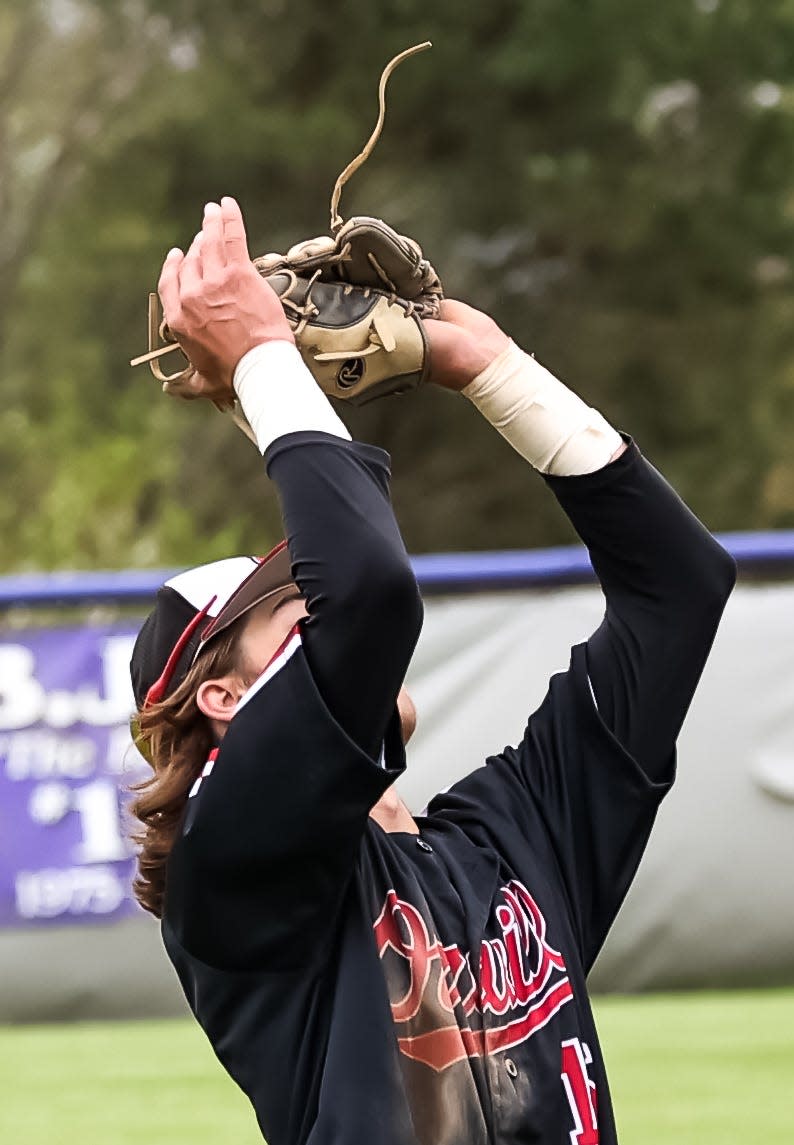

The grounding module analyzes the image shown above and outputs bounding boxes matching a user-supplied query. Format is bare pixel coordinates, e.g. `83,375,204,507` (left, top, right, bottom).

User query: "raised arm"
158,198,423,761
424,300,735,963
156,199,423,965
425,300,736,780
546,444,736,781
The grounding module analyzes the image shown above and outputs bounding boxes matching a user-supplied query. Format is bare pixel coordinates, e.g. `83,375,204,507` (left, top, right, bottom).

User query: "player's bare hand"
424,300,510,392
157,197,294,395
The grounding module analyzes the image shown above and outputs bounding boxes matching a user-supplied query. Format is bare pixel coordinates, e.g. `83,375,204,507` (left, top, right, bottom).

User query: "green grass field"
2,990,792,1144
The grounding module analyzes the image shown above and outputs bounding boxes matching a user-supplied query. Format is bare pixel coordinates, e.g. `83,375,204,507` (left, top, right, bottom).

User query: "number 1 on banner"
561,1037,599,1144
72,780,128,863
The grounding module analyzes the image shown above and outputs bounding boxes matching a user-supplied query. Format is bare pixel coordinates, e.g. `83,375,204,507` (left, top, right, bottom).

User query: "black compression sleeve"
545,441,736,780
264,431,423,760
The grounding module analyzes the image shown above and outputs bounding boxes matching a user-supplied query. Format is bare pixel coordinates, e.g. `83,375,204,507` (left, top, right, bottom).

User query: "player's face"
237,585,308,680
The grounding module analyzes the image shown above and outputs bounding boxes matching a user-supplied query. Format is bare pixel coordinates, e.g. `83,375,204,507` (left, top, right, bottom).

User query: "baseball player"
130,197,735,1145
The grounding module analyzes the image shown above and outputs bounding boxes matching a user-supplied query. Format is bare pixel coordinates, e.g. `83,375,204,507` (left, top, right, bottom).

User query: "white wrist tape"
233,340,351,455
462,340,621,476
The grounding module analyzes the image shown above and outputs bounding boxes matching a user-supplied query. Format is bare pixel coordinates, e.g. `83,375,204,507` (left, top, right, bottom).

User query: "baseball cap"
130,541,294,709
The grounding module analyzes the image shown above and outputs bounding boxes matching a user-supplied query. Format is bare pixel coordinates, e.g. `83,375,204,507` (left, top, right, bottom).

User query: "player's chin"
397,686,417,744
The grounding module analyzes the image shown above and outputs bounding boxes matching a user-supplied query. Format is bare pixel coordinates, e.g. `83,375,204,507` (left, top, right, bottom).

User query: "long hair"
130,623,247,918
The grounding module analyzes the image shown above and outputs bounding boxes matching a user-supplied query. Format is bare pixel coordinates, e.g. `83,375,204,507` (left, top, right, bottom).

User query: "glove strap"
313,308,397,361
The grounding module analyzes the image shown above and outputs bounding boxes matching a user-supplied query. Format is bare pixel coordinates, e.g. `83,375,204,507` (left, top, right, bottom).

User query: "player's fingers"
201,201,226,276
220,196,250,265
177,229,205,302
157,247,185,322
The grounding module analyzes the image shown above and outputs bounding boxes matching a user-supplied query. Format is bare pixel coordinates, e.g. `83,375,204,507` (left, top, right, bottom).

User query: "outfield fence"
3,530,794,606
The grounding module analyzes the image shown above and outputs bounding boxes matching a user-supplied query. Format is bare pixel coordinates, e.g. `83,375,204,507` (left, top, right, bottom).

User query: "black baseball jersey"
161,432,735,1145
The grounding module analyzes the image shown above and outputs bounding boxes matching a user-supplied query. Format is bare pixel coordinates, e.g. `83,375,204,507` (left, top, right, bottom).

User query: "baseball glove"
131,43,438,428
140,269,429,413
254,214,442,321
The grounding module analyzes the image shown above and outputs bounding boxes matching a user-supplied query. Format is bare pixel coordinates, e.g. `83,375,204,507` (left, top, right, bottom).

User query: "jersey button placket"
416,838,433,853
504,1058,518,1078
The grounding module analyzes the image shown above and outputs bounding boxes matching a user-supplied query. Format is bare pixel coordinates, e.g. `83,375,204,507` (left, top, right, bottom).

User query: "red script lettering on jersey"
373,879,573,1071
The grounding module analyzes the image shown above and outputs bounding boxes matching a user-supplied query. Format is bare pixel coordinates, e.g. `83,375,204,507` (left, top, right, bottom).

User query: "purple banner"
0,624,148,927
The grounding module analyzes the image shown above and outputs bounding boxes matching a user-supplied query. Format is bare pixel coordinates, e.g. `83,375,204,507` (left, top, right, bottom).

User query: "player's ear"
196,675,245,725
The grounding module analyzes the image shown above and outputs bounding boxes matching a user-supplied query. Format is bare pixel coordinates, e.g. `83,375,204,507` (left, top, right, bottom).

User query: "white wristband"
233,341,351,455
461,341,621,476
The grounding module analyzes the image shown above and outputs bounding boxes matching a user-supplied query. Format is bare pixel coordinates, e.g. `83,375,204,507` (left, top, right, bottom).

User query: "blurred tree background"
2,0,794,570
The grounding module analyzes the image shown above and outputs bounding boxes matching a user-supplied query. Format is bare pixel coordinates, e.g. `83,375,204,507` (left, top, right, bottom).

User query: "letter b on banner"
0,646,46,729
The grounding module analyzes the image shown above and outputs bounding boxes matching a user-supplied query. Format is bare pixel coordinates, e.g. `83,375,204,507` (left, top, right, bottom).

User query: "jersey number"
561,1038,599,1144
